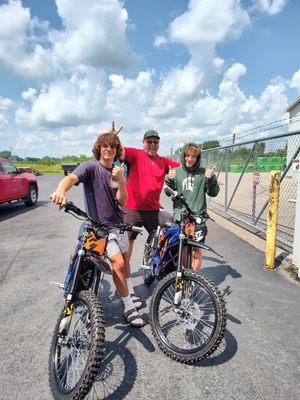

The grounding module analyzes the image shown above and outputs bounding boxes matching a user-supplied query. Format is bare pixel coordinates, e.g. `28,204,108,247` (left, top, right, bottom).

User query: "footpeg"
50,281,64,289
140,264,150,270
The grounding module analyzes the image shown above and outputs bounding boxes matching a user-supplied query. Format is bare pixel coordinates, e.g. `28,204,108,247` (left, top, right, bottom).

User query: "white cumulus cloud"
0,0,55,79
0,113,9,130
254,0,287,15
153,35,168,47
21,88,37,101
0,0,137,79
0,97,15,111
158,0,251,87
52,0,137,70
224,63,247,82
15,70,106,128
149,64,204,118
106,70,155,133
290,69,300,91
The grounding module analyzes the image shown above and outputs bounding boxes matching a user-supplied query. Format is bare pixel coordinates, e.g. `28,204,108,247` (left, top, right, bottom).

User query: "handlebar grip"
131,226,144,233
163,185,178,197
64,202,86,218
64,201,74,212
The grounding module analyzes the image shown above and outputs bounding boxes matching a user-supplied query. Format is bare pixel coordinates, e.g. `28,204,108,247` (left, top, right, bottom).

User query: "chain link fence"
171,131,300,250
200,131,300,249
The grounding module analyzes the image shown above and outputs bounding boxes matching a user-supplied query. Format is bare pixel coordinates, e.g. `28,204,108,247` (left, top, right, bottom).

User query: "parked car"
62,162,79,176
0,157,38,206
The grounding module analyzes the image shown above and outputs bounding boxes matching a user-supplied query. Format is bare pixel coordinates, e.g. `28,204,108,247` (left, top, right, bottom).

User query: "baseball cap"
143,130,160,140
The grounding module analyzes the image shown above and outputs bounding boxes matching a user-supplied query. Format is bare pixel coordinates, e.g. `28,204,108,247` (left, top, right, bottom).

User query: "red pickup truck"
0,157,38,206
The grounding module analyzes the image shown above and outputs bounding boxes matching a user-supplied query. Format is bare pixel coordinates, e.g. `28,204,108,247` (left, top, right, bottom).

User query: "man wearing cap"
119,129,180,290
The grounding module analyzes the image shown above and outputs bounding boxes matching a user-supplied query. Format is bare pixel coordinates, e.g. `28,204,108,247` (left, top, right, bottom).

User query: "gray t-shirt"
73,160,123,228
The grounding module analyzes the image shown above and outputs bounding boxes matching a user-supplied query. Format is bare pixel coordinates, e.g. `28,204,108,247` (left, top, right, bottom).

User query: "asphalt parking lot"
0,175,299,400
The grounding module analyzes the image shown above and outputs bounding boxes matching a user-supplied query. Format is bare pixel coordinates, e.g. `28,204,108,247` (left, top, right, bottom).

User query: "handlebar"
64,202,143,234
117,224,144,234
164,185,178,197
164,185,193,214
163,185,213,221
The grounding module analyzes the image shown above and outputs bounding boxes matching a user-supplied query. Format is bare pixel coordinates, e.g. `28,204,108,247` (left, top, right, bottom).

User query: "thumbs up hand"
168,166,176,180
205,165,216,180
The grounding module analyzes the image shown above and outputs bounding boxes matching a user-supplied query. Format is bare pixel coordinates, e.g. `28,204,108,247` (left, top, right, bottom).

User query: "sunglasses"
145,140,159,145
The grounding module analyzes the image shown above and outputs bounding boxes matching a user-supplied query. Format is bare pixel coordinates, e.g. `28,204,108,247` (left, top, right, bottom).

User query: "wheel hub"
177,299,204,330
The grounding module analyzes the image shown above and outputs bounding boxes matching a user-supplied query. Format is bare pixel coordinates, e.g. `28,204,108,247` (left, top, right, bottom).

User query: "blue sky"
0,0,299,157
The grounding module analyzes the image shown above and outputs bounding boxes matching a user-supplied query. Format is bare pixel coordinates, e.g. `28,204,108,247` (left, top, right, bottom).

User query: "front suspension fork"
59,249,85,336
174,233,185,306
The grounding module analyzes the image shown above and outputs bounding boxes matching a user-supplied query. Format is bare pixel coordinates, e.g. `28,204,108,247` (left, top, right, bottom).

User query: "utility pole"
232,132,236,144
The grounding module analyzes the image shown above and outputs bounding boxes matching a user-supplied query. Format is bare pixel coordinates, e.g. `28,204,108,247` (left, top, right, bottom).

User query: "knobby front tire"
149,270,226,364
49,291,105,400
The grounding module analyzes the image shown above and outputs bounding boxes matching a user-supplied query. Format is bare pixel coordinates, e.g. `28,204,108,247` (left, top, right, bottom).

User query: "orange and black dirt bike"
48,201,143,400
143,186,227,364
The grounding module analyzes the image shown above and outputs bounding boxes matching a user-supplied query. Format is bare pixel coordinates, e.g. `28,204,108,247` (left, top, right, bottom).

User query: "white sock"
126,278,142,308
122,295,143,324
126,277,134,295
122,295,135,313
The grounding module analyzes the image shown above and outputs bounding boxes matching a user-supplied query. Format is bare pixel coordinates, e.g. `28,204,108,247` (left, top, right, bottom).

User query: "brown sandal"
123,307,145,328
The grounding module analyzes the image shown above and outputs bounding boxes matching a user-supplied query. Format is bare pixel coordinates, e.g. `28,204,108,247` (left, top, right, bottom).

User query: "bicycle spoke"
155,276,217,352
54,303,92,391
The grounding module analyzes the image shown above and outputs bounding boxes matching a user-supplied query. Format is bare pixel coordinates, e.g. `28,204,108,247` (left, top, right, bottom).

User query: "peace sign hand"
111,121,123,135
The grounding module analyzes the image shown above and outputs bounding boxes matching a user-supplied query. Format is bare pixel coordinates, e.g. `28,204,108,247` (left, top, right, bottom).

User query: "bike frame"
59,217,110,336
58,201,143,336
66,228,111,302
173,210,210,305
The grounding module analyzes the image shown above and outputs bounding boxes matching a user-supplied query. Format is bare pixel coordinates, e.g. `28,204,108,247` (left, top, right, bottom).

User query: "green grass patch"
15,163,63,174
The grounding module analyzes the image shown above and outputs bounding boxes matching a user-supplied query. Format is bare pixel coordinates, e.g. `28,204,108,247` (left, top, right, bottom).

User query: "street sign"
253,171,260,186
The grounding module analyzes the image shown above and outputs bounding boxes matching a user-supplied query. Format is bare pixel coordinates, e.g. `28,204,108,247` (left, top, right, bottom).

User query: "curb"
276,251,299,282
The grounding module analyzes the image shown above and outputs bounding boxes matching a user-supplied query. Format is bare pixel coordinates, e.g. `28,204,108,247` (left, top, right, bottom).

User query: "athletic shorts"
106,229,129,257
78,223,128,257
123,207,173,240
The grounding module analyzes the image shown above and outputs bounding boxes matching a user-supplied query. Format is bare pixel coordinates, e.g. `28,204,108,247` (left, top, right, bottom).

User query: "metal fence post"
225,149,228,208
252,143,258,223
292,160,300,277
265,171,281,269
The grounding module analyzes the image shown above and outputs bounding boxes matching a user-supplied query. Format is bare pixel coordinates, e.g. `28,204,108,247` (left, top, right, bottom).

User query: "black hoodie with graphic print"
165,142,220,222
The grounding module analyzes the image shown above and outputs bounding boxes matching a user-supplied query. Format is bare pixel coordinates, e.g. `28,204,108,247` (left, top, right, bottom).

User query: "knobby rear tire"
149,270,226,364
49,291,105,400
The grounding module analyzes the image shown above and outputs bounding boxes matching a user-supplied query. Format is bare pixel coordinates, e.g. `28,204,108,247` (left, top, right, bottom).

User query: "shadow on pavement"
98,276,239,377
196,329,238,367
0,200,49,222
133,262,242,304
86,331,137,400
99,279,155,352
201,263,242,287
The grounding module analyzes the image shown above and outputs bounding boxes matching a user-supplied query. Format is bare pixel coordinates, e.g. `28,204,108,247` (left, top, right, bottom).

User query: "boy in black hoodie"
165,142,219,270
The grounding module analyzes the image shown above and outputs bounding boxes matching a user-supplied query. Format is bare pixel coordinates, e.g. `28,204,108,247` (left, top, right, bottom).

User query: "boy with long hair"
51,130,145,327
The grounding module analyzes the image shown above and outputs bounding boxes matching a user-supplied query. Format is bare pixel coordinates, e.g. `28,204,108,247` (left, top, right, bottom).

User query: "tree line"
0,151,91,165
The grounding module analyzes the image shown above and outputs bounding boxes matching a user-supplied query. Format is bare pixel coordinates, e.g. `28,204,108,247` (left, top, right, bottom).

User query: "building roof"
285,96,300,112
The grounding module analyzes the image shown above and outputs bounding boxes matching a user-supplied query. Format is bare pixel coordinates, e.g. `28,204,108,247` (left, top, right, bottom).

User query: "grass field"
15,163,63,174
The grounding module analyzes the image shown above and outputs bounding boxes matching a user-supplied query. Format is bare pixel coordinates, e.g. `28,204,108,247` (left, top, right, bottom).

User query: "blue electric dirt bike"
142,186,227,364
